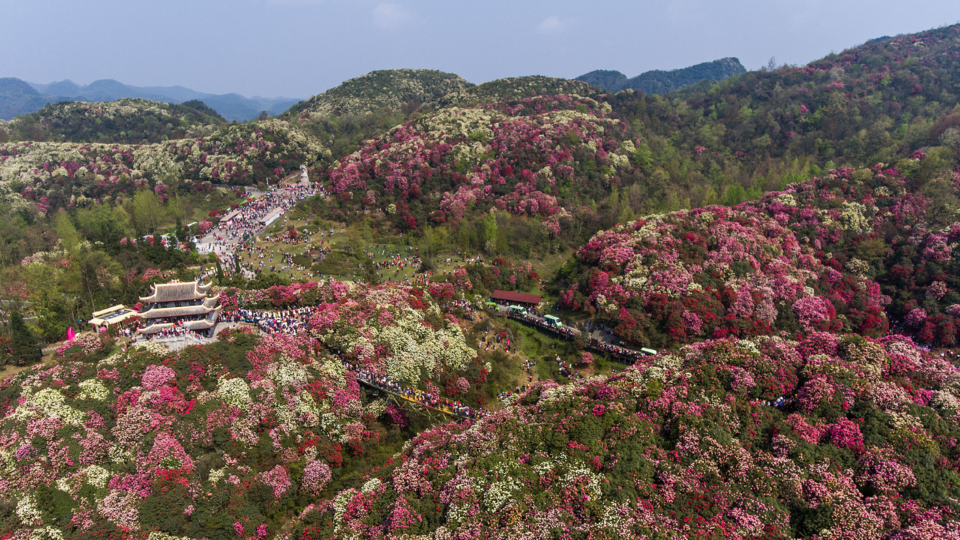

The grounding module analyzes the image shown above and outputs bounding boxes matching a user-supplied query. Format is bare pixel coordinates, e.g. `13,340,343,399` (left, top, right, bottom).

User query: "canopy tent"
641,348,658,356
544,315,562,326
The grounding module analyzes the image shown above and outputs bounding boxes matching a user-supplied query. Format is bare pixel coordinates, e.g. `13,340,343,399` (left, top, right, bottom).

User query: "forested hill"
435,76,596,108
0,99,226,144
577,57,747,93
285,69,474,118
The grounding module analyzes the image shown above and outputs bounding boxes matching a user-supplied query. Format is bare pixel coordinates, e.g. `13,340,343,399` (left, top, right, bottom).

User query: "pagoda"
137,279,222,337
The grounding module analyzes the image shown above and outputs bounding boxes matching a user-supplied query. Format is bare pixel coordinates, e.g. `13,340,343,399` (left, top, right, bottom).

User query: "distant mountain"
6,78,301,121
577,57,747,94
201,93,300,123
42,80,82,98
574,70,628,92
0,78,69,120
286,69,474,118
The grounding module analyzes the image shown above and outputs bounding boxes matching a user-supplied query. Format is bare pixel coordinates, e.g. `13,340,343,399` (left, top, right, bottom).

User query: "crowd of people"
447,300,477,322
133,321,212,342
196,183,325,279
478,330,514,354
590,340,644,363
224,307,318,336
343,361,488,419
371,248,422,274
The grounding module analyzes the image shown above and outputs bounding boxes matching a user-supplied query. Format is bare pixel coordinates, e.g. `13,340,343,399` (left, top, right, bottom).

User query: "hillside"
286,69,474,118
304,333,960,539
0,279,486,537
2,98,226,144
435,76,596,108
200,93,299,122
311,94,632,252
0,119,328,212
577,57,747,93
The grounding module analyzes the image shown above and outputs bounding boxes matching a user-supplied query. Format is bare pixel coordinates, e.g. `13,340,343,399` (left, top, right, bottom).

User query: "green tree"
483,212,499,255
75,250,121,312
132,190,165,234
9,310,40,366
54,212,81,253
76,204,131,247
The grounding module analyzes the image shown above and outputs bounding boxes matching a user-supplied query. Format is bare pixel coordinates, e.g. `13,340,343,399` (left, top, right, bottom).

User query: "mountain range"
0,78,301,122
576,57,747,93
1,57,750,124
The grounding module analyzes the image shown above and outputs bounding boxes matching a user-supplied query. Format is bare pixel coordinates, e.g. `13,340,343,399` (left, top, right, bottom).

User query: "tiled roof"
140,280,213,303
491,290,542,305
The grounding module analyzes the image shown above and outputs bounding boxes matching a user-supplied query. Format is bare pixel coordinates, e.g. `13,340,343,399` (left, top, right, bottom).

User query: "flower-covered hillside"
286,69,474,118
324,95,632,234
3,98,226,144
0,119,328,212
302,334,960,539
434,76,596,109
558,197,890,348
747,164,960,347
0,330,374,538
218,280,482,393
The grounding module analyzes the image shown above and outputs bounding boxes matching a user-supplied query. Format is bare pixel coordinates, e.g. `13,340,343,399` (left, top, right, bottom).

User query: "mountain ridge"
577,57,747,93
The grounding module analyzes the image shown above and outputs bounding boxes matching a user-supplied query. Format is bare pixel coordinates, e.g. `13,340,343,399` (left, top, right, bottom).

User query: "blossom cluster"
561,196,889,347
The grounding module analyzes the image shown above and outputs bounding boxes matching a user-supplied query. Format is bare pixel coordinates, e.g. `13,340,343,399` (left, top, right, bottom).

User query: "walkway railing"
352,375,484,420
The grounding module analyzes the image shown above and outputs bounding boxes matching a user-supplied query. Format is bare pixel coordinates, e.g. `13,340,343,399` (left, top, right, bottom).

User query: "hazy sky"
2,0,958,99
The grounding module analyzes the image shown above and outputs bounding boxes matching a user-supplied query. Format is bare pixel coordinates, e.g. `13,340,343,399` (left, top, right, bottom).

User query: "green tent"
544,315,562,327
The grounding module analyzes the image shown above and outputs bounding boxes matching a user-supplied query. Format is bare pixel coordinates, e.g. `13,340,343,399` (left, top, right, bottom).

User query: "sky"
2,0,958,100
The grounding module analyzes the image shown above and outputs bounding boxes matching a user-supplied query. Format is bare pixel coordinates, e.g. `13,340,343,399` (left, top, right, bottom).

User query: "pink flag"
67,327,75,342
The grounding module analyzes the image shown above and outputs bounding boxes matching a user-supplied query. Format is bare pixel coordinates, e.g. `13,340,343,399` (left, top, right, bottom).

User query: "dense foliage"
217,280,481,391
287,70,473,119
435,76,595,108
1,99,226,144
556,160,960,349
